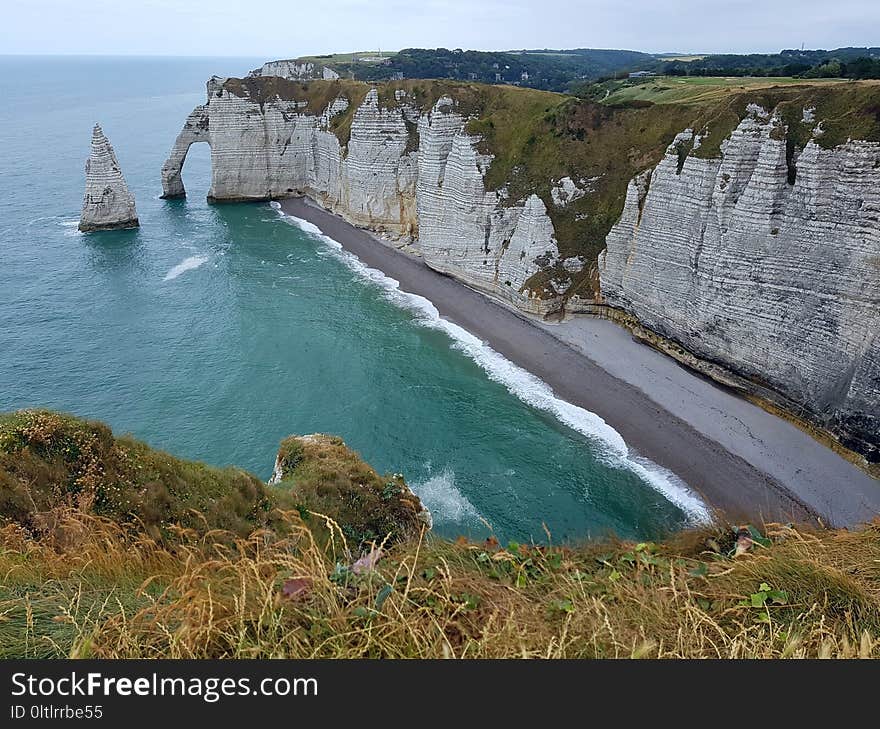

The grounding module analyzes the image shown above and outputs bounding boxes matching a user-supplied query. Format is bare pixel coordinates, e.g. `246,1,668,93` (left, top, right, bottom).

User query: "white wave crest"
276,207,711,523
411,470,482,526
163,254,209,281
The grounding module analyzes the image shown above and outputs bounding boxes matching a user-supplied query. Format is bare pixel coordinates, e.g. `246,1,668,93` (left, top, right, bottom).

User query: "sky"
1,0,878,57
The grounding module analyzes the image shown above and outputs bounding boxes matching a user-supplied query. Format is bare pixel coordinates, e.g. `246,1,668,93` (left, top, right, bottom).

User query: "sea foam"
411,469,483,527
163,254,209,281
273,203,711,523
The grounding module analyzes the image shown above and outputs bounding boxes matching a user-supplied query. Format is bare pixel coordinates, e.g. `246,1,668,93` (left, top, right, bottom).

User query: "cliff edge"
1,410,877,659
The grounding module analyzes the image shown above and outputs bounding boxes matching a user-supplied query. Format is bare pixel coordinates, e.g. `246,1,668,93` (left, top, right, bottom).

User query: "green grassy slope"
1,411,878,659
598,76,852,105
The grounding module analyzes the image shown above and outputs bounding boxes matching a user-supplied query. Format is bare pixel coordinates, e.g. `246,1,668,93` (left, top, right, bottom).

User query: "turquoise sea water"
0,56,702,543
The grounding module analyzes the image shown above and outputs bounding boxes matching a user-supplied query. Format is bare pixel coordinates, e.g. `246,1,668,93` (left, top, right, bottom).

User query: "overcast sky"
2,0,877,56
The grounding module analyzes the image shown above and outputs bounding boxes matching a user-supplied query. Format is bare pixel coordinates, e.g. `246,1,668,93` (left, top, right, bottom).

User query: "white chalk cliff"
79,124,138,232
598,106,880,462
161,79,560,313
161,79,879,460
249,60,340,80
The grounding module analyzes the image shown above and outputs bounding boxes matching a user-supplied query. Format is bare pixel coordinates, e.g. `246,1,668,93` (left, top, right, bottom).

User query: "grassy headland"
1,410,877,659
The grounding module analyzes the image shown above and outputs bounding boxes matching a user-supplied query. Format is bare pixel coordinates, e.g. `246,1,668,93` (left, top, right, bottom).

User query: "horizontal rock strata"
79,124,138,232
161,77,879,462
598,106,880,462
249,60,340,80
161,79,560,313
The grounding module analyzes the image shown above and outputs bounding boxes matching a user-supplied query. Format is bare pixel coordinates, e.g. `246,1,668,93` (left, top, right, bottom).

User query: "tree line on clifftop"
341,47,880,92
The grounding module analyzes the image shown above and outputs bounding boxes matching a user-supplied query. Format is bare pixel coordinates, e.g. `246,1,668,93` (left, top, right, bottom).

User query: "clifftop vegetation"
268,46,880,93
1,411,878,659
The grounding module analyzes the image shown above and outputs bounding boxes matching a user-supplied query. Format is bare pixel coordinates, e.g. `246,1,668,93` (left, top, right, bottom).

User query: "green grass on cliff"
597,76,853,106
1,411,879,659
273,433,427,548
296,51,398,65
0,410,275,541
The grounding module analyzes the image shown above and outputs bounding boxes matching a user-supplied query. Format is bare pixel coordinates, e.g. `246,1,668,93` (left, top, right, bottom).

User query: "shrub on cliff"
272,434,430,550
0,410,274,541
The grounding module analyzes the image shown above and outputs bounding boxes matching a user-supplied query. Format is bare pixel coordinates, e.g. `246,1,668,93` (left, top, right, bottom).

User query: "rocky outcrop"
598,106,880,462
79,124,138,232
416,100,559,312
161,79,560,312
550,176,586,207
269,433,432,541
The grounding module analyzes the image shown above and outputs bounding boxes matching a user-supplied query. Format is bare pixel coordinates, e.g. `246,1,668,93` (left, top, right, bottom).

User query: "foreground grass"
2,512,877,659
1,411,878,659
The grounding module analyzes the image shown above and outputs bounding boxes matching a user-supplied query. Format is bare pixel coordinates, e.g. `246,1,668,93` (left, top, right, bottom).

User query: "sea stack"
78,124,139,232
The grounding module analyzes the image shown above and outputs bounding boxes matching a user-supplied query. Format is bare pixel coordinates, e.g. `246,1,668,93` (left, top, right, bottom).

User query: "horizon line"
4,46,871,59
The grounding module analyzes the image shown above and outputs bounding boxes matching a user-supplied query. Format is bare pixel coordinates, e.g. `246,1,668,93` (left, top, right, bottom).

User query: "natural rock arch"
160,104,210,198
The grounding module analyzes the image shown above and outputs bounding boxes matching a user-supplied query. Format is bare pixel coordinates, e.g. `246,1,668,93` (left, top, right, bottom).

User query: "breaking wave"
411,469,482,527
163,254,209,281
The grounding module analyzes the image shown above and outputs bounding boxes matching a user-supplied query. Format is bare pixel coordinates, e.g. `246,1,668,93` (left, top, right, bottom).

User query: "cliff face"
249,59,340,80
416,100,560,311
160,76,880,460
599,105,880,462
79,124,138,232
161,78,562,313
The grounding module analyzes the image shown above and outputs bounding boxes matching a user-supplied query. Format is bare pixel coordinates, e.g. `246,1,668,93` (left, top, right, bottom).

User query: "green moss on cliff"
272,434,426,549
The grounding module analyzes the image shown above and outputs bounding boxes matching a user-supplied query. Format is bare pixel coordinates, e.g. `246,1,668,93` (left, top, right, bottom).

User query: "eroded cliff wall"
160,77,880,461
161,78,562,313
598,105,880,461
249,60,340,80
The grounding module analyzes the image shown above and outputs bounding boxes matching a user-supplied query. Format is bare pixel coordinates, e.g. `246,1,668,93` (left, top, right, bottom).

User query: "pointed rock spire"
79,124,139,232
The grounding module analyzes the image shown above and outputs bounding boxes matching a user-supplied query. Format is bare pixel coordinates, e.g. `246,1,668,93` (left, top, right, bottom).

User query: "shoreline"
278,196,879,528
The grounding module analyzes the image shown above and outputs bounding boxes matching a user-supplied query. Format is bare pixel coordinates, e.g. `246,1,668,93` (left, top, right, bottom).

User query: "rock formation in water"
599,105,880,463
79,124,139,232
160,78,562,314
160,105,209,199
161,76,880,461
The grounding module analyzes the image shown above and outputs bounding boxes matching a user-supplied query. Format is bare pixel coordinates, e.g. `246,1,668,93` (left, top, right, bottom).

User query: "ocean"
0,56,705,542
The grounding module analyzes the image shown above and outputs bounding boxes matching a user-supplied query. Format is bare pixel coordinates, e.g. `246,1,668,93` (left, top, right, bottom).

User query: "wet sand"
279,196,880,527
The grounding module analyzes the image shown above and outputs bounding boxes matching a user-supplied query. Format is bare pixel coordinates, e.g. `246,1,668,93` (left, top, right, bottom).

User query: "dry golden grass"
2,509,877,659
2,410,877,659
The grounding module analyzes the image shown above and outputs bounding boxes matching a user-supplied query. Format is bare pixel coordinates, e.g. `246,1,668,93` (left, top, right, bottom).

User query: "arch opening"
160,104,210,199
